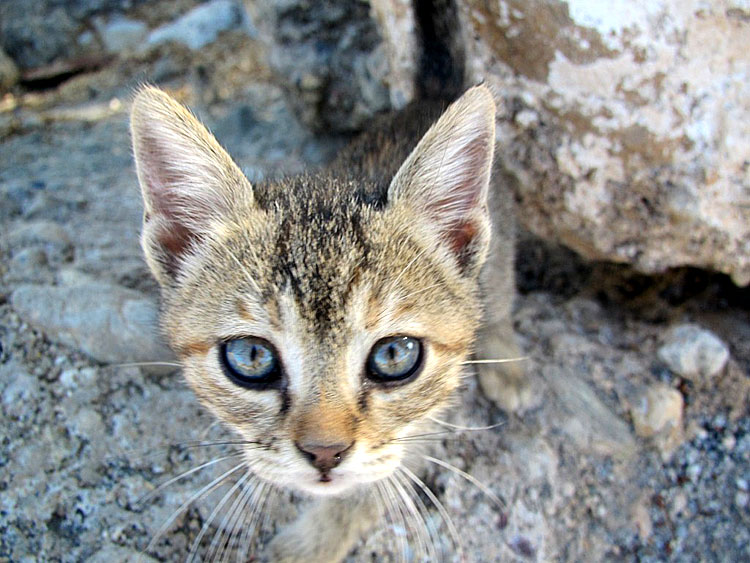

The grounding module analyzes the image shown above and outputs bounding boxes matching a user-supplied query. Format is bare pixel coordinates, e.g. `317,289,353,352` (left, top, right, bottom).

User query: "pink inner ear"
139,134,204,260
140,135,184,218
426,136,490,242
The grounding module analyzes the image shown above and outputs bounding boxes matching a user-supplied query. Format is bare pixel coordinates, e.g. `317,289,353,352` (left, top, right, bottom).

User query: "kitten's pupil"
387,345,396,361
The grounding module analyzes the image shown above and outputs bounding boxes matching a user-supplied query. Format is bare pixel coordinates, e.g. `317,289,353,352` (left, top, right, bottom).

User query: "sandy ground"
1,51,749,562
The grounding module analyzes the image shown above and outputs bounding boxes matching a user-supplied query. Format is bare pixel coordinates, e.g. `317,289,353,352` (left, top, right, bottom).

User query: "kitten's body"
131,84,524,561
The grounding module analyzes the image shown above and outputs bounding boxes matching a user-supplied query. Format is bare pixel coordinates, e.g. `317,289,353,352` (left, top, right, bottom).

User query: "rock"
147,0,248,50
543,366,636,458
5,220,74,263
658,324,730,381
10,279,174,370
1,362,39,421
0,48,19,90
460,0,750,285
244,0,391,131
369,0,750,284
629,384,684,458
94,16,148,53
0,2,81,69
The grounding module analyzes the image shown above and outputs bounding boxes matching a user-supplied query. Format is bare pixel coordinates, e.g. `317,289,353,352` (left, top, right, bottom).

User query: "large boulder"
370,0,750,284
462,0,750,284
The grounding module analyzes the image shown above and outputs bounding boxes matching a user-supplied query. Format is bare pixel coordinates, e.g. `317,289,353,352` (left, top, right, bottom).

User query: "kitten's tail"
413,0,466,101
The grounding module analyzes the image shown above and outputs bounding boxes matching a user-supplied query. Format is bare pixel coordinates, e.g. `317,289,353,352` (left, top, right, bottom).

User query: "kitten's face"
131,86,496,495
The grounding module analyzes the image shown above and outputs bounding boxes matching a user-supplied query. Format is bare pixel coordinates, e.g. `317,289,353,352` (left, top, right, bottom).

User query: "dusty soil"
1,44,749,562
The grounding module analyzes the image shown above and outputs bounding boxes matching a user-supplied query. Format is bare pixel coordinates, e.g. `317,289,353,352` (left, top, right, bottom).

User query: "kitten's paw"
262,529,319,563
475,333,536,413
477,362,534,413
260,494,376,563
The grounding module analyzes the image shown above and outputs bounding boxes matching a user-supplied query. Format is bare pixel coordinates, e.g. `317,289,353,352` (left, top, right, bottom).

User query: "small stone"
0,48,19,91
735,492,749,509
508,535,536,559
630,384,684,458
687,463,702,483
147,0,247,50
10,280,174,371
515,109,539,128
88,546,158,563
657,324,730,381
6,220,73,261
737,479,748,491
631,497,652,539
671,491,688,518
561,482,576,497
95,16,148,53
723,434,737,451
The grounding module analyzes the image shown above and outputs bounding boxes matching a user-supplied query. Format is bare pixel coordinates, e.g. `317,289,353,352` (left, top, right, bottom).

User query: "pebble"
657,324,730,381
147,0,248,50
6,220,74,262
10,279,174,370
0,48,19,90
94,16,148,53
630,384,684,457
735,492,749,509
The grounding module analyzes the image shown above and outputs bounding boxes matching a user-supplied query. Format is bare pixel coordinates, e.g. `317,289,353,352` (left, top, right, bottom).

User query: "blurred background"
0,1,748,561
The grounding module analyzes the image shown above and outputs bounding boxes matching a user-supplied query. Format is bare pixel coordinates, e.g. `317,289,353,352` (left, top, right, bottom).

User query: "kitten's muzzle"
295,440,354,474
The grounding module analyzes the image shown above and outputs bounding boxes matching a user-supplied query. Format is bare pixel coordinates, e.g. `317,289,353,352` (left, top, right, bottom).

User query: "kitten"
131,83,524,561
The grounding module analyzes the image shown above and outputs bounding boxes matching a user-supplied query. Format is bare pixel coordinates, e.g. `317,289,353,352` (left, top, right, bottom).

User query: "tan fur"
131,84,524,561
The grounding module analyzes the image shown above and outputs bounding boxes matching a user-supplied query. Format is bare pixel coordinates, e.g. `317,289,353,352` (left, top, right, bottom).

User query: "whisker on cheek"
108,361,182,369
135,453,244,508
428,416,506,431
461,356,529,365
145,462,246,556
422,454,507,510
237,481,275,562
398,466,464,560
187,473,250,563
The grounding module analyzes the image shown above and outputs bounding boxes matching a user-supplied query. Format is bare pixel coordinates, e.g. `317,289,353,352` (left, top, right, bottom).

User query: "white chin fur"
260,467,394,497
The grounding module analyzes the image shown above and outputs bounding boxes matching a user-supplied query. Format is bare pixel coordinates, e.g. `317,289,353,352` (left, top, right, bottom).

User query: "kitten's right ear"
387,85,496,277
131,86,254,286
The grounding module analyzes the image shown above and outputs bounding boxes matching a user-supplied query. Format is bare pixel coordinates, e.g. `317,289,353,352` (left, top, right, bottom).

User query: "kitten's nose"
295,441,353,473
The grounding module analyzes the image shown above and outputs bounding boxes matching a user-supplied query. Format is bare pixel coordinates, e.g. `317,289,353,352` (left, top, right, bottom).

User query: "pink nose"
295,441,353,473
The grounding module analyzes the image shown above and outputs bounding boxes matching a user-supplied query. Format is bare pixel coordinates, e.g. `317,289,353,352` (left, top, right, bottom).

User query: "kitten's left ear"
388,85,496,276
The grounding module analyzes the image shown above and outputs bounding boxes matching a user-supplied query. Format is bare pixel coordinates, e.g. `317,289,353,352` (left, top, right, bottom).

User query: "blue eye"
221,337,280,388
367,336,423,383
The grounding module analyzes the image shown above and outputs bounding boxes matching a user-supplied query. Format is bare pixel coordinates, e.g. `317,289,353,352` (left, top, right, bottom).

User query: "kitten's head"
131,85,496,495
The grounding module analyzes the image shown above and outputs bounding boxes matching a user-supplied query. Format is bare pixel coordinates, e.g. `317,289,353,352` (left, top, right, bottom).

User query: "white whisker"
377,477,409,563
428,417,505,432
461,356,529,365
218,479,256,563
391,471,437,562
137,454,242,507
422,455,505,510
189,473,249,563
109,361,182,369
145,462,245,555
224,246,262,295
399,466,463,561
237,481,272,562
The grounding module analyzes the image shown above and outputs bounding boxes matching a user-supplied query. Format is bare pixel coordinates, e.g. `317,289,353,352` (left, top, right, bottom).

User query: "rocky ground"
1,36,749,563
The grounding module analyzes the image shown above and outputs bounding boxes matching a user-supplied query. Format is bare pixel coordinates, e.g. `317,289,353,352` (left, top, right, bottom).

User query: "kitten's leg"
476,172,533,412
263,489,379,563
